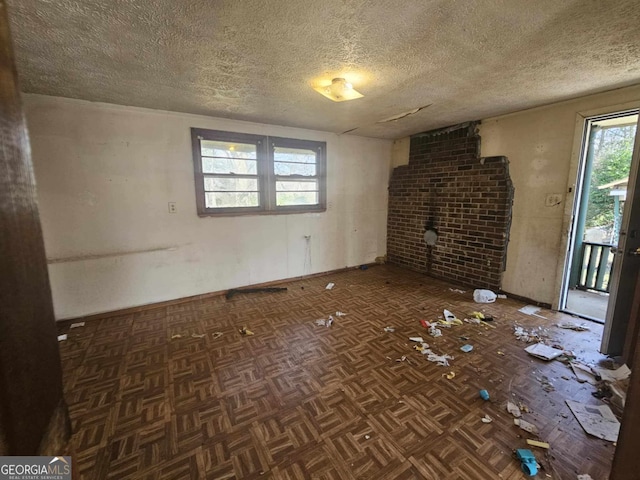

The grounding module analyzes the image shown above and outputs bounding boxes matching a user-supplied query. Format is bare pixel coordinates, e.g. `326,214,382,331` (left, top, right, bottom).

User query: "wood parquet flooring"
58,265,615,479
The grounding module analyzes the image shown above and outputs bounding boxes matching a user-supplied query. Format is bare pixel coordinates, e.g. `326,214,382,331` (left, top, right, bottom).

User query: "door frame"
553,101,640,313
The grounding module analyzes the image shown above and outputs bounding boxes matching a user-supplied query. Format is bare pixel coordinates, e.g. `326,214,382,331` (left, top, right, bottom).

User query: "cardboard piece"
525,343,564,361
570,362,598,385
594,364,631,382
514,418,539,434
507,401,522,418
566,400,620,442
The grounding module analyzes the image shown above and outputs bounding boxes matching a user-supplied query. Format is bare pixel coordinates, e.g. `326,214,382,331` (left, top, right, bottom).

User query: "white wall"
480,85,640,305
25,95,392,319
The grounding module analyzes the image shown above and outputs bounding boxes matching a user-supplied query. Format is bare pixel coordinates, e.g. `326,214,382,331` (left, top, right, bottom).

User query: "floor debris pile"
376,292,621,477
513,325,548,343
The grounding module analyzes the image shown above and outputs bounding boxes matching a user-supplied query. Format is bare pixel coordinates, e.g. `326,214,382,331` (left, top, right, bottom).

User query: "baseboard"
57,263,378,326
500,290,552,310
386,263,553,310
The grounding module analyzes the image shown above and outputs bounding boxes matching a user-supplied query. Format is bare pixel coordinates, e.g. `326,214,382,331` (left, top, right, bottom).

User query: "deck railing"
577,242,614,293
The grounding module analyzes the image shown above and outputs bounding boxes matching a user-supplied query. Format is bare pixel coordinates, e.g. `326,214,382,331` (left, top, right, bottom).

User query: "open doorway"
561,110,639,323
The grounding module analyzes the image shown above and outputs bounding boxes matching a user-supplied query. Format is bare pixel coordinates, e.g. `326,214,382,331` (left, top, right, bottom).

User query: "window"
191,128,326,216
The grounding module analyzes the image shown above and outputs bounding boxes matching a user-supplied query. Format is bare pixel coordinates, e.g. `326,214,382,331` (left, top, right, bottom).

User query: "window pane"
276,180,318,192
274,147,316,164
206,192,259,208
204,177,258,192
201,140,256,159
202,157,257,175
276,191,318,206
274,162,316,176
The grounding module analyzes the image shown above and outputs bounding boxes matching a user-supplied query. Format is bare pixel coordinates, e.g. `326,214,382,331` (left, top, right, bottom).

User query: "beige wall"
25,95,392,319
480,85,640,305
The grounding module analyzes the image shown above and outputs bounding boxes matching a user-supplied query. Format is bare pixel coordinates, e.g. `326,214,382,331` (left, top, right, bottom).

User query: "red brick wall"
387,123,513,290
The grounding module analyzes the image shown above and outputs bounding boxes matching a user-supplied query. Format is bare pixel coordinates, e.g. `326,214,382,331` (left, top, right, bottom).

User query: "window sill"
197,207,327,218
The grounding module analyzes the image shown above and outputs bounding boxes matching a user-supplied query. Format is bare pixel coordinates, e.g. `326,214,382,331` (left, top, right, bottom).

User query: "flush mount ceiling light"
313,77,364,102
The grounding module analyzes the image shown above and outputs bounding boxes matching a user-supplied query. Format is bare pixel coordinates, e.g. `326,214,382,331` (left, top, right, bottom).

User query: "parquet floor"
58,265,616,479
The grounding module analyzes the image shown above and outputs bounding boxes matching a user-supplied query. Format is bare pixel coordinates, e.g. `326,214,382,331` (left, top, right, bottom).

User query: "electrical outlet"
545,193,562,207
168,202,177,213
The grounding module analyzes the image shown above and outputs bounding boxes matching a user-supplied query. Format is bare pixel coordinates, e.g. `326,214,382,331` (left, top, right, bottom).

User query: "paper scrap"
443,309,457,322
566,400,620,442
514,418,539,434
481,415,492,423
315,317,333,327
171,334,183,339
557,321,590,331
239,327,254,336
507,401,522,418
526,439,549,449
519,305,547,319
577,475,594,480
513,326,546,343
57,334,67,342
325,283,335,290
497,294,507,299
428,325,442,337
449,288,466,294
335,311,347,317
460,344,473,353
396,356,407,362
212,331,224,339
191,333,206,338
70,322,85,329
383,326,395,333
570,362,597,384
525,343,564,361
594,364,631,382
425,350,453,367
409,336,424,343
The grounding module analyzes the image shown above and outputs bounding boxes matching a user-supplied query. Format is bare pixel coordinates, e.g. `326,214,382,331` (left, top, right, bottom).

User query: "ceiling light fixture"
313,78,364,102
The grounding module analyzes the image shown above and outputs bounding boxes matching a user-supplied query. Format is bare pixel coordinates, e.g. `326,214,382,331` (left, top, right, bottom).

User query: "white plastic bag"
473,289,497,303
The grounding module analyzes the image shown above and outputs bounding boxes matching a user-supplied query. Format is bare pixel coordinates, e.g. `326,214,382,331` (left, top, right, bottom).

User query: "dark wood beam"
610,270,640,478
0,0,69,455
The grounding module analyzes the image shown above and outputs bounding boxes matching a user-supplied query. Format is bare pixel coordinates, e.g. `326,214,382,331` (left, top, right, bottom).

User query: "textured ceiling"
8,0,640,139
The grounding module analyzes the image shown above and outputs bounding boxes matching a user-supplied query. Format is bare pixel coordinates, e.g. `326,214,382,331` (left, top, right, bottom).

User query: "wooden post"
611,270,640,478
0,0,70,455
